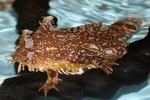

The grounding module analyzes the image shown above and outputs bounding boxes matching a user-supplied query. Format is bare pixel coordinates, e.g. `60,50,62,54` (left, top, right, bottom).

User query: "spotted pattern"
12,16,142,74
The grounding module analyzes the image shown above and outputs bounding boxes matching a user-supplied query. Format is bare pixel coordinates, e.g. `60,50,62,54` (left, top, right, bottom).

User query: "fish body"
11,16,142,95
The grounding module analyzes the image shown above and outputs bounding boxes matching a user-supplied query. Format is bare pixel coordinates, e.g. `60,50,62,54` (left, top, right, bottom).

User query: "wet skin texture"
0,28,150,100
11,16,142,96
0,0,150,99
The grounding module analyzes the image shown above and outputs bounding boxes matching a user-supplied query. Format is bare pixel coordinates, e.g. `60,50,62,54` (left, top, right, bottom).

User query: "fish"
11,16,142,96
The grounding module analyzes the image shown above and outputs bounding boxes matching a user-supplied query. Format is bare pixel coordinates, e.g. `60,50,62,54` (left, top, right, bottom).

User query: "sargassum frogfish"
11,16,142,96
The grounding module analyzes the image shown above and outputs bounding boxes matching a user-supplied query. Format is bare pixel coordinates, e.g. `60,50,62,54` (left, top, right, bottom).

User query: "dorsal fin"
38,16,58,32
59,22,103,33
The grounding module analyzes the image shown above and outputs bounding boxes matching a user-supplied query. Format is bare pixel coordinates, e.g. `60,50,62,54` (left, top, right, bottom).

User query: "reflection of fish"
11,16,142,96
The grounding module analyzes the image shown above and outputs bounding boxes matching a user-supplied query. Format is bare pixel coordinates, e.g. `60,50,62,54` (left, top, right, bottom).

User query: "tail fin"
108,18,142,38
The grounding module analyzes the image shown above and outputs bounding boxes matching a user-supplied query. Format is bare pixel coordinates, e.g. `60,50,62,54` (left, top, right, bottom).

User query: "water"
48,0,150,100
48,0,150,43
0,0,150,99
0,9,18,78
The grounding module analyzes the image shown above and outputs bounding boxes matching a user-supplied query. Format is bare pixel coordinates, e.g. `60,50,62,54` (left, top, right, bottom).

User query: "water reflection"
48,0,150,43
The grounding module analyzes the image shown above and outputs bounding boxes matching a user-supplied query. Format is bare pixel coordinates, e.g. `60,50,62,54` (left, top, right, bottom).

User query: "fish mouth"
11,52,28,64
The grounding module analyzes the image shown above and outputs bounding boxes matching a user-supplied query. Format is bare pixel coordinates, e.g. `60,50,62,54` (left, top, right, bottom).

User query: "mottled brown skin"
11,16,142,96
